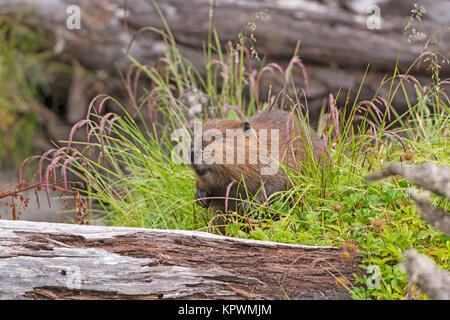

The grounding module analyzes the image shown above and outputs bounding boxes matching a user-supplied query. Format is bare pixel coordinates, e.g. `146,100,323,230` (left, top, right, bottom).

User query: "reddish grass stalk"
328,94,340,139
225,180,236,212
260,179,270,209
286,110,299,173
383,131,407,152
286,56,310,96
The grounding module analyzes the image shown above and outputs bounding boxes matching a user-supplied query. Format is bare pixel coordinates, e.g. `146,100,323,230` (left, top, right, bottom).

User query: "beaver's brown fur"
190,110,324,213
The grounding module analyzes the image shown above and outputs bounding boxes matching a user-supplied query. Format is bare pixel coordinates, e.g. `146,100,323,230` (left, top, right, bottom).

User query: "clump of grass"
22,1,449,300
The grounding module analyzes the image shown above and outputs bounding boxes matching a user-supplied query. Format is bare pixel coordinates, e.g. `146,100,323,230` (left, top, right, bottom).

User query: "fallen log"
0,219,360,300
3,0,448,73
1,0,449,124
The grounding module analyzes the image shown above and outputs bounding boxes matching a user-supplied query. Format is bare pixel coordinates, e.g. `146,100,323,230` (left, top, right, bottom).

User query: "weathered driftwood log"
1,0,449,123
0,220,359,300
367,162,450,300
2,0,449,73
366,162,450,199
401,249,450,300
408,189,450,236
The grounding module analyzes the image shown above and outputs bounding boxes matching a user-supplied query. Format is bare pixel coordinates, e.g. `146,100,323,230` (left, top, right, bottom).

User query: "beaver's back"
248,110,323,168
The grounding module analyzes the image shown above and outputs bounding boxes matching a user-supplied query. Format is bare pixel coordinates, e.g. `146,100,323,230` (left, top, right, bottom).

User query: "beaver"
190,109,324,213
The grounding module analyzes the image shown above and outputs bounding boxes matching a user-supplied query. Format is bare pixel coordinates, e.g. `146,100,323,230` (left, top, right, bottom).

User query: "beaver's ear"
242,121,251,132
242,121,253,137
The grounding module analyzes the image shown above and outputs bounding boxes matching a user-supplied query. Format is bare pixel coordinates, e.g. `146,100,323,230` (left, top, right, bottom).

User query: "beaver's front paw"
195,188,211,208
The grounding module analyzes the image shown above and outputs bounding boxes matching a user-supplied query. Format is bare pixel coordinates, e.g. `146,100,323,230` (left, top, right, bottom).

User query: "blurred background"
0,0,449,222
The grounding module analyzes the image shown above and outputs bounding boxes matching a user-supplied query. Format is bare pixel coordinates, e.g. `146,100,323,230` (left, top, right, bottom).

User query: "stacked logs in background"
1,0,449,145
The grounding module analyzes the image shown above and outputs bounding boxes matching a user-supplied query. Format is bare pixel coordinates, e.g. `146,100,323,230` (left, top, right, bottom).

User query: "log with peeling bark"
1,0,449,125
0,219,360,300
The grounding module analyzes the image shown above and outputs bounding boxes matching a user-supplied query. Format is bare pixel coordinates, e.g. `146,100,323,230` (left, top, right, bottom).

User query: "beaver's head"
189,119,255,181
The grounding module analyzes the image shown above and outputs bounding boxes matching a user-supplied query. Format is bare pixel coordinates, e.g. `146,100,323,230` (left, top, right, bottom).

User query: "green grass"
23,1,449,300
0,14,73,169
0,15,51,167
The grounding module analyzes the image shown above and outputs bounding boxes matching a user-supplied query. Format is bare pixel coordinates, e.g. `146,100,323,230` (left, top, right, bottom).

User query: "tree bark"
2,0,449,72
0,219,360,300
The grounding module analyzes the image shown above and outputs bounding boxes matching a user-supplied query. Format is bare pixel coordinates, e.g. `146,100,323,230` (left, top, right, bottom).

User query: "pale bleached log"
366,162,450,199
367,162,450,300
0,219,358,300
401,249,450,300
1,0,449,123
408,189,450,236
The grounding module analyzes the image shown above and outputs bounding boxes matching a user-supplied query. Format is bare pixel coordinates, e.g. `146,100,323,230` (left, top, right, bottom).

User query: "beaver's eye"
195,167,209,176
